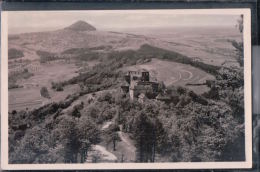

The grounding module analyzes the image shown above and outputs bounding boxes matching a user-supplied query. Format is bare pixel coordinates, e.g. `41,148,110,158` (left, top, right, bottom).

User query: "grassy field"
9,87,43,111
9,61,80,111
126,27,242,67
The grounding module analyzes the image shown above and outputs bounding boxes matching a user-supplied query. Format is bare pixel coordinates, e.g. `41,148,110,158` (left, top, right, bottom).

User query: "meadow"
9,61,79,111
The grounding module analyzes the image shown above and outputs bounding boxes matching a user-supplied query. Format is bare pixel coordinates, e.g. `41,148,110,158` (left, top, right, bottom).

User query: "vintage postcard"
1,9,252,170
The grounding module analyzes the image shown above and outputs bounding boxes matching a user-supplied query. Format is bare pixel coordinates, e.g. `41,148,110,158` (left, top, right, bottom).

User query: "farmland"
128,27,242,67
9,61,80,111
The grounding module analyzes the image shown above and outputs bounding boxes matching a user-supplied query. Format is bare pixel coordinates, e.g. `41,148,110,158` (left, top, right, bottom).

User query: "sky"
8,10,241,34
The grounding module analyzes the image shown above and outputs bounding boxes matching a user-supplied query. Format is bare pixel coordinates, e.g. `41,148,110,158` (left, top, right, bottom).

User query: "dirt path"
181,69,193,80
101,121,113,130
93,145,117,161
117,130,136,162
86,145,117,163
89,109,136,162
99,122,136,162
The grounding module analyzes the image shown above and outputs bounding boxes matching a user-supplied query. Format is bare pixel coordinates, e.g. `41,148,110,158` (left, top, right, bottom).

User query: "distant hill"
8,21,159,60
64,20,96,32
8,21,237,67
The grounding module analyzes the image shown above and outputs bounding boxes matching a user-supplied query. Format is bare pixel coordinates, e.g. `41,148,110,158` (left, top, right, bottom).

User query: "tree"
236,14,243,33
104,124,120,151
78,116,100,163
133,111,157,162
177,86,187,95
230,15,244,67
111,132,120,151
203,85,219,100
57,116,100,163
9,126,53,163
98,92,113,103
121,153,125,162
158,81,166,92
37,50,56,63
51,82,64,91
61,120,81,163
91,153,101,163
71,105,81,118
8,48,24,59
40,87,50,99
226,87,244,123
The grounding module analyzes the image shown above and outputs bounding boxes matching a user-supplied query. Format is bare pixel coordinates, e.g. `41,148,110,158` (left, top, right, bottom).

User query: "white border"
1,9,252,170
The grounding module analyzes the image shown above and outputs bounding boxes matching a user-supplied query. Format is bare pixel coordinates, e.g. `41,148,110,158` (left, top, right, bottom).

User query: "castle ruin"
121,70,159,100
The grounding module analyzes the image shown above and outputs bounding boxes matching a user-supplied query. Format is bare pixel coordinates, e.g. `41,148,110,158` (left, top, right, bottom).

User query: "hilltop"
64,20,96,32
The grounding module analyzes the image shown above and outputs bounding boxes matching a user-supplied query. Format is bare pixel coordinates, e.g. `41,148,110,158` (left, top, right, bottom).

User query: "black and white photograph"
1,9,252,169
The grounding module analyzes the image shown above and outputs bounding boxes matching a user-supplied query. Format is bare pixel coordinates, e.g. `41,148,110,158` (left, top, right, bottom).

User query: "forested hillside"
9,43,245,163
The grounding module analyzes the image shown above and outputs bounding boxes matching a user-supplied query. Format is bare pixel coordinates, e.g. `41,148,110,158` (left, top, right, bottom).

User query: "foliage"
9,104,100,164
8,68,34,89
57,115,100,163
76,52,101,61
205,67,244,123
104,124,121,151
9,126,53,163
116,83,244,162
229,15,243,67
40,87,50,99
36,50,58,63
51,82,64,91
86,101,116,124
61,48,89,55
97,92,114,104
9,48,24,59
132,111,166,162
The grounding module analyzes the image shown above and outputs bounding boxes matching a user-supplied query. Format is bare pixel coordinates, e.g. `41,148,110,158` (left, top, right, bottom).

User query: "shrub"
51,82,64,91
177,86,187,95
97,92,113,103
40,87,50,99
36,50,57,63
9,48,24,59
